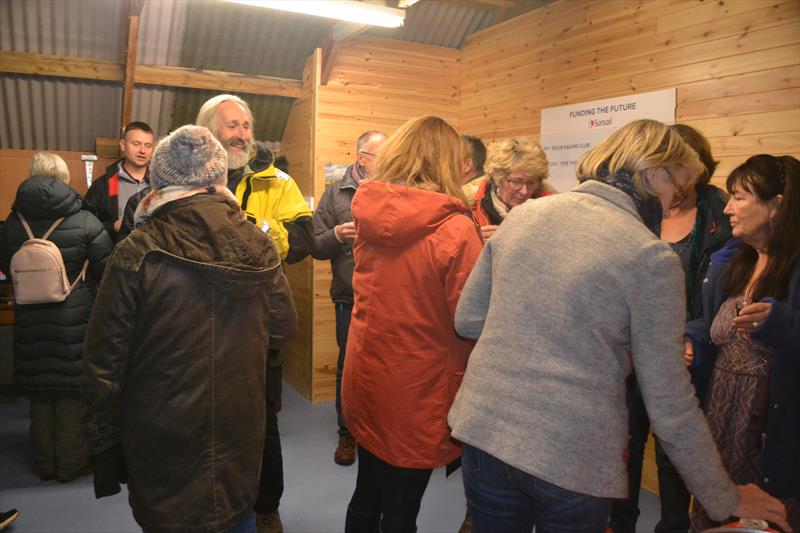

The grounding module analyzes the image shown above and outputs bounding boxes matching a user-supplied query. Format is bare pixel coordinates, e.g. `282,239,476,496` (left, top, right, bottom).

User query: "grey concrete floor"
0,384,659,532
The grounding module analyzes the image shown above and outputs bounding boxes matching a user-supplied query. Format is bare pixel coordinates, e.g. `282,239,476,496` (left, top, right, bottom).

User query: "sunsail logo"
589,117,612,127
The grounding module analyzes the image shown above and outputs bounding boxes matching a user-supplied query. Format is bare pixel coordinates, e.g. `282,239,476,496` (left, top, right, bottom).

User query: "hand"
683,337,694,366
734,484,791,532
335,222,356,243
733,302,772,336
113,219,122,232
480,225,499,241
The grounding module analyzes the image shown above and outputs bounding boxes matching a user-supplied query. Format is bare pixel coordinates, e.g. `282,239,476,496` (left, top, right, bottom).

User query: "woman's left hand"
733,302,772,335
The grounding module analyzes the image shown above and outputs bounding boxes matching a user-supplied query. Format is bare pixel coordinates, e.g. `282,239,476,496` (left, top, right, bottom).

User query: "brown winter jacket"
81,192,297,533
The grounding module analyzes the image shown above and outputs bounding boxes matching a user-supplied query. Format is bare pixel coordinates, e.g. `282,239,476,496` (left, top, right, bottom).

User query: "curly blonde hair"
485,138,549,185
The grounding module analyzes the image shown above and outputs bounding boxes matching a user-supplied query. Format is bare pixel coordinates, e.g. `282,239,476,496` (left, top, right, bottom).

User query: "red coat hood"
352,181,472,247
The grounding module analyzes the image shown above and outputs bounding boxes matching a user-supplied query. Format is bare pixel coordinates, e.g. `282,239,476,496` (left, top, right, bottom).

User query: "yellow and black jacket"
229,144,313,264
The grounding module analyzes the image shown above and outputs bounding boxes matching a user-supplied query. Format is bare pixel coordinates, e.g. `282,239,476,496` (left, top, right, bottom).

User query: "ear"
119,138,126,152
644,167,670,193
768,193,784,220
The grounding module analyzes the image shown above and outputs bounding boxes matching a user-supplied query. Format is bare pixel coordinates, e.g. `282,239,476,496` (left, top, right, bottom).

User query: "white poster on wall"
540,88,676,192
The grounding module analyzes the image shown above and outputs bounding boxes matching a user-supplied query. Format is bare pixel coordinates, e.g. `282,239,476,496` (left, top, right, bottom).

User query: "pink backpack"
9,212,88,304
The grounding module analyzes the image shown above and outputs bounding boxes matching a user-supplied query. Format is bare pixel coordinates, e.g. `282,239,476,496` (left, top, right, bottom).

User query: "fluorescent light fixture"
224,0,405,28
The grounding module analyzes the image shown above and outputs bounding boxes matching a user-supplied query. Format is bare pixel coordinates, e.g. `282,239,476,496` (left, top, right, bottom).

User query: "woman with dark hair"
686,154,800,531
610,124,733,533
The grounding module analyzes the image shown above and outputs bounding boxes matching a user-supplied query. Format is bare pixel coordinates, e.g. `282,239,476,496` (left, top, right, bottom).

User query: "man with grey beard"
196,94,313,533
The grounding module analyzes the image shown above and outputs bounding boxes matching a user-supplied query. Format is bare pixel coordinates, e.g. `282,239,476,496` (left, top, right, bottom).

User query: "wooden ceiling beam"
135,64,302,98
0,51,123,81
0,51,302,98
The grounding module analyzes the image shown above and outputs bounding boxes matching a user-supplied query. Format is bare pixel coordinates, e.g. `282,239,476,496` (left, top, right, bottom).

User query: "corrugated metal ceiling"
1,0,549,151
369,0,494,49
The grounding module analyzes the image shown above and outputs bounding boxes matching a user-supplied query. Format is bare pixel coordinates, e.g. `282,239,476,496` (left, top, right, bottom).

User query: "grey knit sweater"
448,180,739,520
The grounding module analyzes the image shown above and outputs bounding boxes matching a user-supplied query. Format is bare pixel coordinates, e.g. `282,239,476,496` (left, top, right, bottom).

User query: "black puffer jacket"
0,176,113,397
82,192,297,533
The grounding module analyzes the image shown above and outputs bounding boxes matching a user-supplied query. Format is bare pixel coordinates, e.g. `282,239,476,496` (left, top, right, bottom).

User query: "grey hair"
195,94,254,137
357,130,386,153
30,152,70,184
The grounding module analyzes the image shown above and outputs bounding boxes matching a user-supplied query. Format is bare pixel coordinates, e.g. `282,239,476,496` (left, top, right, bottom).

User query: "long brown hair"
725,154,799,301
370,116,469,205
671,124,718,186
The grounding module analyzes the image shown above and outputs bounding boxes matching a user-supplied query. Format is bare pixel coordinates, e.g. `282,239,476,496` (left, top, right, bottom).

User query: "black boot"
345,506,381,533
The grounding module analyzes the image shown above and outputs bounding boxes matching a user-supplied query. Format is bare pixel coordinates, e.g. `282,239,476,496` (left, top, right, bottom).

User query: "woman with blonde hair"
448,120,789,532
1,152,112,482
342,116,483,533
471,137,554,240
610,124,733,533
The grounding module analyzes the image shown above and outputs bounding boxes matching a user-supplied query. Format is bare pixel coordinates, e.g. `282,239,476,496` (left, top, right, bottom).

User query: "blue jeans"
462,444,611,533
335,302,353,435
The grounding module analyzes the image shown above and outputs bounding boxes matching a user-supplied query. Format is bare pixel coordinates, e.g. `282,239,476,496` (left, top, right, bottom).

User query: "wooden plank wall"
280,50,321,400
304,37,461,403
460,0,800,186
0,149,118,220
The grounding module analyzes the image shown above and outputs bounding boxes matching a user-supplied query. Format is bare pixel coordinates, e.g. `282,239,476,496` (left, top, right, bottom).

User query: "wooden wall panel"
280,50,320,401
0,149,117,220
460,0,800,161
317,36,461,184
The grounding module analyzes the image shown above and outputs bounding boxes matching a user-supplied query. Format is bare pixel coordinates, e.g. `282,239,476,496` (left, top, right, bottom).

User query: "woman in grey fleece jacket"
447,120,790,533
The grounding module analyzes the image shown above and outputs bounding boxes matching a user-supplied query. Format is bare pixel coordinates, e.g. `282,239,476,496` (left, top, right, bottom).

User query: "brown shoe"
334,434,356,466
256,510,283,533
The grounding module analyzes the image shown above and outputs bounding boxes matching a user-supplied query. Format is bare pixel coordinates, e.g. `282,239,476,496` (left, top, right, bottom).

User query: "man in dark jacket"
82,126,297,533
312,130,385,466
197,94,313,533
85,121,154,241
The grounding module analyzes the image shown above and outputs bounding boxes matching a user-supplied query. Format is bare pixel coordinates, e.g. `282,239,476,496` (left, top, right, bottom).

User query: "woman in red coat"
342,116,483,533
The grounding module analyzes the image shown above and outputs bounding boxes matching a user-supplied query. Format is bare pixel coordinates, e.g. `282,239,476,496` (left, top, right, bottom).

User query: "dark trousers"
254,356,284,515
30,397,90,482
608,377,690,533
346,445,433,533
335,302,353,436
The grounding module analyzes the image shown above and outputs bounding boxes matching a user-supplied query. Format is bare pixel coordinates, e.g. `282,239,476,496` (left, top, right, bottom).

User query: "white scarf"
133,184,241,228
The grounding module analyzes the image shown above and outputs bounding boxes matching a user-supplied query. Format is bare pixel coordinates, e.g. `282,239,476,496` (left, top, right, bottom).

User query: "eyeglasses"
359,151,376,158
503,178,541,190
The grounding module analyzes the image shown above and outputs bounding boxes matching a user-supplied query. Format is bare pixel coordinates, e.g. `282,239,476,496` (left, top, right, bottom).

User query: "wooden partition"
459,0,800,186
280,37,461,402
0,149,118,220
280,50,320,400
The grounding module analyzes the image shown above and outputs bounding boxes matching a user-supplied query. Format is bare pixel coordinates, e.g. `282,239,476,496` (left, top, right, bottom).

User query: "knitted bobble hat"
150,125,228,189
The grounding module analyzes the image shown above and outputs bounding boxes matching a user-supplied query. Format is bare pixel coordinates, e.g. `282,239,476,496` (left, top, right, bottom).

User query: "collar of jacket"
573,179,644,222
103,157,150,182
695,185,731,254
241,143,276,179
339,165,360,191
